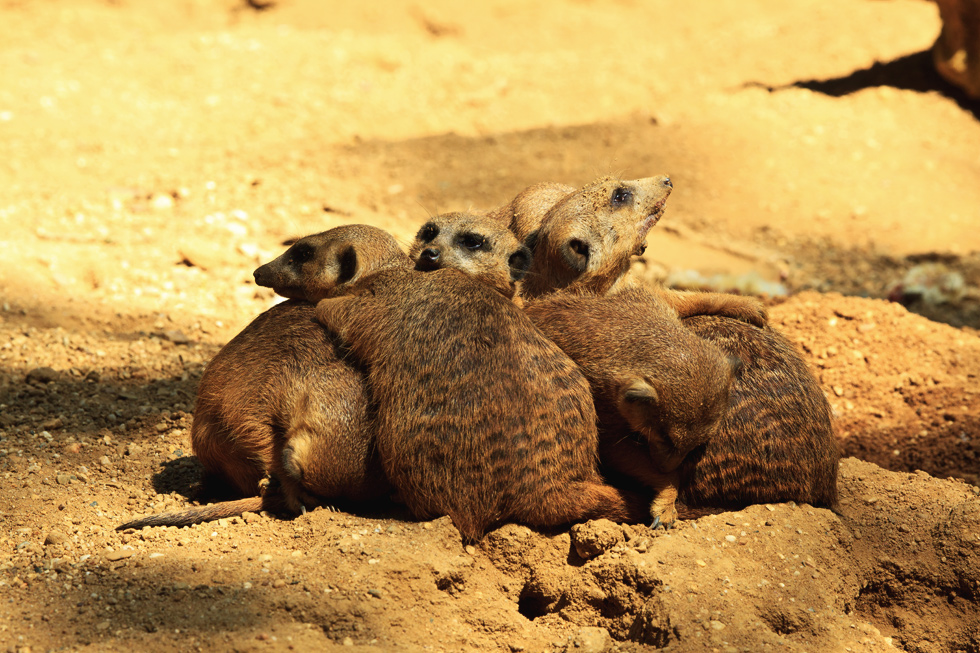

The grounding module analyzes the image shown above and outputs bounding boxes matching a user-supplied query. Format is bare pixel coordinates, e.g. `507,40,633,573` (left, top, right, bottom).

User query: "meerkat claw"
651,515,662,530
301,505,308,515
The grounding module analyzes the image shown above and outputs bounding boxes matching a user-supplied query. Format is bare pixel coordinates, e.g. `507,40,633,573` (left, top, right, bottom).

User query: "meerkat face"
408,212,531,298
253,224,406,301
521,175,672,297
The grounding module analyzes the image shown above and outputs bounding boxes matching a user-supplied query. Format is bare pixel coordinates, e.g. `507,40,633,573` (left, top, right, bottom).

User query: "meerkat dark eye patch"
635,242,647,256
336,246,358,284
288,242,314,265
416,223,439,243
611,186,633,207
523,230,540,253
508,246,532,282
459,233,488,251
568,239,589,258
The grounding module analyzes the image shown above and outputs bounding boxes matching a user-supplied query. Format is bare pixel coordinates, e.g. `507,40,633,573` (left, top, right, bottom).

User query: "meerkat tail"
116,496,266,530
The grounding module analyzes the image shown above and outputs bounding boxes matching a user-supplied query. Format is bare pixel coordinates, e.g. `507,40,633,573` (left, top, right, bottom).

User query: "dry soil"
1,1,980,652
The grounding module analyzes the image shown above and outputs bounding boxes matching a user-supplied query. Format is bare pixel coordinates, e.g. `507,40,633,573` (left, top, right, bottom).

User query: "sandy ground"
1,1,980,651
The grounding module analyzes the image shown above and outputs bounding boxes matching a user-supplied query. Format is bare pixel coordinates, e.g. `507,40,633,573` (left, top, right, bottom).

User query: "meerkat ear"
617,378,663,440
508,246,532,282
336,246,358,284
619,378,659,407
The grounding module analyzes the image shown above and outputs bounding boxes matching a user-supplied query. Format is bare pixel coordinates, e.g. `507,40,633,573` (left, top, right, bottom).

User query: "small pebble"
162,330,190,345
105,549,134,562
26,367,58,384
570,626,610,653
151,193,175,210
44,530,67,546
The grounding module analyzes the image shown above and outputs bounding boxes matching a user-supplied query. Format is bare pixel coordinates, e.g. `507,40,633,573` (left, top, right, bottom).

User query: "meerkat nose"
661,176,672,189
414,247,442,271
253,265,269,285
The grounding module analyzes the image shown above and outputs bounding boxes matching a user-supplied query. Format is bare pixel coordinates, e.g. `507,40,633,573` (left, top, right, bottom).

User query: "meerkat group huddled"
118,175,839,540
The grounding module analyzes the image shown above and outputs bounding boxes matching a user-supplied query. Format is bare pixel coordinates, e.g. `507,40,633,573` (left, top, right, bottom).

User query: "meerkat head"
520,175,672,298
253,224,407,301
408,212,532,299
616,348,738,473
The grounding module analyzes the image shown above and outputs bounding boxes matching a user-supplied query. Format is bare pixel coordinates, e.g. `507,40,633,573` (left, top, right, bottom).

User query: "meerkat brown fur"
315,253,641,541
524,285,737,526
485,181,576,244
119,225,406,530
677,315,839,510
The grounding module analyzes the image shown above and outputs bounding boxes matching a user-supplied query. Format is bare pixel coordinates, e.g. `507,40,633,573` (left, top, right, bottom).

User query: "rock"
56,474,70,485
44,530,67,546
570,626,611,653
105,549,135,562
570,519,624,560
26,367,58,384
162,330,190,345
40,417,63,430
150,193,175,210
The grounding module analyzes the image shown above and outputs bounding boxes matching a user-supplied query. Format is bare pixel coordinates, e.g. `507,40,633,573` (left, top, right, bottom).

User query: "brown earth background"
1,1,980,652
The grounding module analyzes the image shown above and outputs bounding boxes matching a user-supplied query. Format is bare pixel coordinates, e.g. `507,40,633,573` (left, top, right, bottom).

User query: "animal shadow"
747,50,980,121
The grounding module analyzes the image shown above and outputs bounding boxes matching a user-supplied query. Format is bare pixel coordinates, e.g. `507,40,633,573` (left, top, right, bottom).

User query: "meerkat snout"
415,247,441,271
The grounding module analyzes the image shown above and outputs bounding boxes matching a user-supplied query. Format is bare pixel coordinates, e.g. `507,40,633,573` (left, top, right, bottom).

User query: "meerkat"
118,225,407,530
408,211,531,300
580,316,840,523
675,315,839,511
252,223,409,301
515,175,768,327
515,175,838,522
524,286,738,526
315,257,644,542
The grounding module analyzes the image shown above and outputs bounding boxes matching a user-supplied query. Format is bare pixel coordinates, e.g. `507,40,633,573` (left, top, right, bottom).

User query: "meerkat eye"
569,239,589,258
611,187,633,207
417,223,439,243
459,233,487,251
636,242,647,256
288,242,314,264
